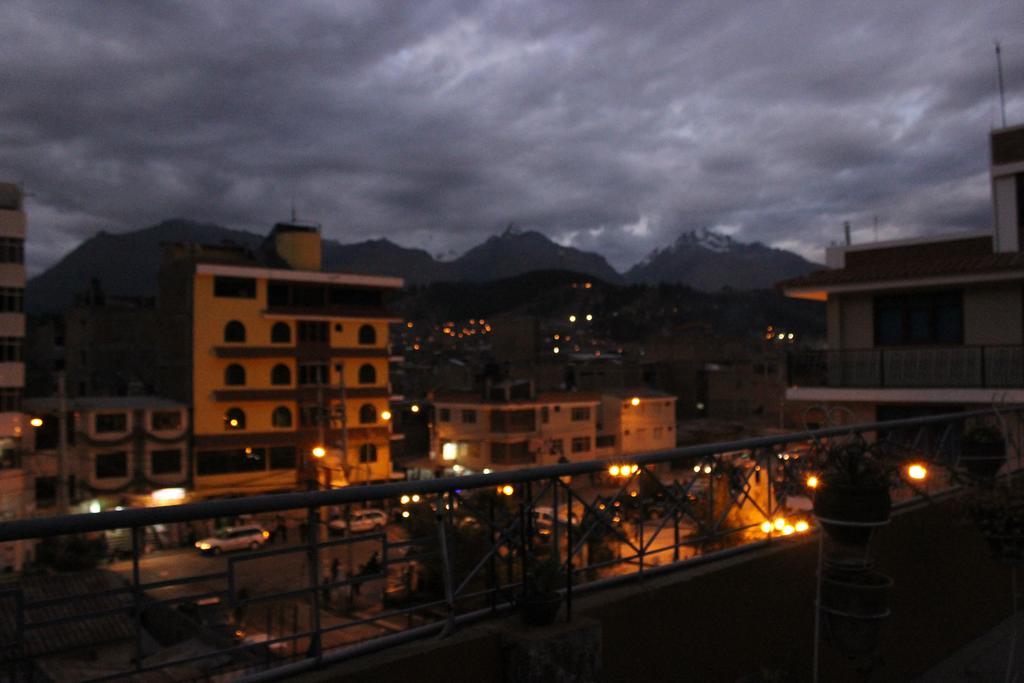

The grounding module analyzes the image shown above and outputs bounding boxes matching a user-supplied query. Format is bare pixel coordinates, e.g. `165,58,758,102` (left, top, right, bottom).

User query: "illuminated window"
358,363,377,385
224,364,246,386
358,324,377,345
271,322,291,344
224,408,246,430
224,321,246,343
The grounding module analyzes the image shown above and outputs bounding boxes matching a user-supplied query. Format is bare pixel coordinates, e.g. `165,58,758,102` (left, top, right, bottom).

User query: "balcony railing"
0,409,1014,682
788,346,1024,389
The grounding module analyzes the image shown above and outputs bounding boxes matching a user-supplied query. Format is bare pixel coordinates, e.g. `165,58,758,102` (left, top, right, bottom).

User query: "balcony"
0,409,1018,681
788,345,1024,389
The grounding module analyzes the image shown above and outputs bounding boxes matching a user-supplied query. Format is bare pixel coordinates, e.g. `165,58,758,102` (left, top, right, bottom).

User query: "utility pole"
56,372,68,515
996,41,1007,128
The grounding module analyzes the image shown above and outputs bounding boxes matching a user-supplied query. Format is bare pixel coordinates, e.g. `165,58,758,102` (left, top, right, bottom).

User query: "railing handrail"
790,345,1024,352
0,408,1011,542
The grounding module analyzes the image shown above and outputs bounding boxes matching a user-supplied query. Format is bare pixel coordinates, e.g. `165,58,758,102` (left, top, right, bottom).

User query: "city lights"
608,465,620,476
29,417,43,428
795,520,810,533
442,442,457,461
553,347,560,354
630,396,640,406
410,404,420,413
499,485,514,496
907,463,928,480
806,475,819,489
568,315,576,323
381,410,392,421
151,488,186,504
760,521,773,533
311,446,326,458
585,313,593,321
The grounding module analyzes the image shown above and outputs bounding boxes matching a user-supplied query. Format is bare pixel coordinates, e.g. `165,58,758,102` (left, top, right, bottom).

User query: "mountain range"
26,220,818,313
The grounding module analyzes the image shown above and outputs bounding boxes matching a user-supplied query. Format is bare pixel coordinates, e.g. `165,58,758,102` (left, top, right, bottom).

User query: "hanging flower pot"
819,564,893,661
959,424,1006,480
811,439,892,546
520,555,563,627
970,488,1024,564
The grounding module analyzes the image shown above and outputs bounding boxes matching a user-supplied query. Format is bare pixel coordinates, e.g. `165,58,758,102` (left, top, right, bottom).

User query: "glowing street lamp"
907,463,928,481
568,315,577,323
795,520,810,533
29,417,43,428
806,475,819,489
410,404,420,413
630,396,640,407
381,410,392,421
312,446,326,459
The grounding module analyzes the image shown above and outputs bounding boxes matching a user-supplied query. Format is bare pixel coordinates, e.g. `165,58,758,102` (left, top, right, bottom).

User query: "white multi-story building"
595,389,677,459
0,182,27,571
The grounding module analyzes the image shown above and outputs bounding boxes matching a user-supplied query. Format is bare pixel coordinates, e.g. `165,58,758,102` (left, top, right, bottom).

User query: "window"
359,404,377,424
596,435,616,448
299,404,321,427
96,451,128,479
359,443,378,463
267,282,289,307
874,291,963,346
224,321,246,343
0,337,21,362
541,406,549,424
196,448,265,476
35,476,57,508
298,363,328,386
272,406,293,428
214,276,256,298
269,447,297,470
0,287,23,313
151,411,181,431
462,409,477,424
571,437,591,453
151,449,182,475
271,322,291,344
0,388,20,412
570,407,591,422
95,413,127,433
358,324,377,345
297,321,329,343
0,237,24,264
271,364,291,385
358,364,377,385
550,438,564,454
224,408,245,430
224,364,246,386
436,408,450,422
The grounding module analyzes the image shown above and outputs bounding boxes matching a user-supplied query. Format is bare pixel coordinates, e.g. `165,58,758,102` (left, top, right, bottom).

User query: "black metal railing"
788,346,1024,389
0,408,1018,682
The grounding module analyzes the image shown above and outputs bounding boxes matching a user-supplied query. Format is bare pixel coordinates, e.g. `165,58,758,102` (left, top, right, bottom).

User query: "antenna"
843,221,851,246
290,196,296,223
873,214,879,242
996,41,1007,128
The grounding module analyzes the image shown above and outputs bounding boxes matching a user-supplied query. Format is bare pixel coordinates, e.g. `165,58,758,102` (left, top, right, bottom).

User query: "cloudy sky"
3,1,1022,275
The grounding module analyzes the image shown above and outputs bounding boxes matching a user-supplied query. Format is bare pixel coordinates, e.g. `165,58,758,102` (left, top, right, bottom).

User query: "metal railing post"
437,492,456,637
306,505,322,660
131,526,143,670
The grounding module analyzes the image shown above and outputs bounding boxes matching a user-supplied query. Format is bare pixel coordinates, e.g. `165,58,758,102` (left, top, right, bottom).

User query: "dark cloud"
1,1,1021,274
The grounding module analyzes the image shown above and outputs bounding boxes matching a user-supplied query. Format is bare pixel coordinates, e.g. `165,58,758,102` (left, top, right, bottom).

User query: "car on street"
194,525,270,555
327,508,388,535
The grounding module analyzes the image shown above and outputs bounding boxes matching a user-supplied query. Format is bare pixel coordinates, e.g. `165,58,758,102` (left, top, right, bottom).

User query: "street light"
312,446,326,459
630,396,640,407
806,475,819,489
29,417,43,428
410,404,420,413
907,463,928,480
381,410,392,421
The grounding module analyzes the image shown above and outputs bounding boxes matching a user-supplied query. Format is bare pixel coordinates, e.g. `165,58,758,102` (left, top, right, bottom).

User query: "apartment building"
432,381,600,471
159,222,403,497
595,389,677,459
23,397,189,512
779,124,1024,424
0,183,27,570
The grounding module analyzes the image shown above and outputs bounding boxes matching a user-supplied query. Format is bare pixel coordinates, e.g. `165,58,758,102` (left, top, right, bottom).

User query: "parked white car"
195,525,270,555
327,508,388,535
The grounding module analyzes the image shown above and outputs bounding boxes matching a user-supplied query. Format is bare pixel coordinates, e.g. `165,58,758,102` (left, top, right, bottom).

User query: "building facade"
159,223,403,497
779,124,1024,424
595,390,677,459
0,183,27,570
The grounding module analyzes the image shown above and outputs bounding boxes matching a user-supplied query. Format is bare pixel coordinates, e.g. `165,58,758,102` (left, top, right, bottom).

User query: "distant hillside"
626,229,816,290
321,238,449,284
448,226,623,284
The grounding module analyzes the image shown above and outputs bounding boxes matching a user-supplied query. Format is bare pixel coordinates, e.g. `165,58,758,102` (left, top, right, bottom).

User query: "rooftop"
24,396,187,412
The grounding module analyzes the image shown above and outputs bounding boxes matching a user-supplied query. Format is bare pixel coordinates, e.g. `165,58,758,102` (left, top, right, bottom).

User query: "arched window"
358,363,376,385
359,443,378,463
271,322,291,344
271,406,292,428
224,364,246,386
358,324,376,345
271,364,291,386
359,404,376,424
224,408,245,430
224,321,246,343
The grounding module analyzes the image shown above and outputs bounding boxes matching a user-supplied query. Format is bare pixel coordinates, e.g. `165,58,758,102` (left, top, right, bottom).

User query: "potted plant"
520,554,563,626
970,484,1024,563
819,559,893,662
959,422,1006,480
812,439,892,546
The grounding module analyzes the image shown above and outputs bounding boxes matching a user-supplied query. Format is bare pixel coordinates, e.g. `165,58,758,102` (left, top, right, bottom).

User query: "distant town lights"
151,487,186,504
806,475,819,489
585,314,593,321
568,315,577,323
410,404,420,413
553,347,560,354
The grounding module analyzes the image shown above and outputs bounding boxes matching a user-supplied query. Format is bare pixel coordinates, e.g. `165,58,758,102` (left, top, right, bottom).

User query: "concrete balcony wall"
300,493,1013,682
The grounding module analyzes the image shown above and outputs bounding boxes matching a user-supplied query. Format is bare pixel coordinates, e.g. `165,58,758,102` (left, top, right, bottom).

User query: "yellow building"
159,223,403,498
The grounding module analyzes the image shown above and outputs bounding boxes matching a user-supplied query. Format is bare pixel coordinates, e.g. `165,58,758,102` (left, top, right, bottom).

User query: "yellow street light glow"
381,410,392,421
774,518,786,531
630,396,640,407
782,525,795,536
151,487,187,503
760,521,773,533
703,465,712,474
229,419,239,427
29,417,43,428
410,404,420,413
400,495,410,505
608,465,620,477
568,315,577,323
312,446,326,458
693,464,701,473
402,510,410,518
585,314,593,321
442,442,457,461
412,494,420,503
806,475,819,489
553,347,560,354
908,463,928,480
500,485,514,496
795,520,810,533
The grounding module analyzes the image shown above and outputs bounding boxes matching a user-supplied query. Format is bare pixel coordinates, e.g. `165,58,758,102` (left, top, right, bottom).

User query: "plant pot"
819,567,892,661
813,484,891,546
520,592,562,627
960,439,1006,480
971,496,1024,563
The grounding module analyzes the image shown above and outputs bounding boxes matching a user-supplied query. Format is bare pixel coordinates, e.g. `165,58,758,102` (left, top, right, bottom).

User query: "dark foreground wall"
298,495,1011,682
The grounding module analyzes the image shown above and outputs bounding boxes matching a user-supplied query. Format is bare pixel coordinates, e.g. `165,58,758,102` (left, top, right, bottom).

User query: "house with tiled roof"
777,123,1024,425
